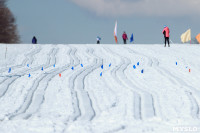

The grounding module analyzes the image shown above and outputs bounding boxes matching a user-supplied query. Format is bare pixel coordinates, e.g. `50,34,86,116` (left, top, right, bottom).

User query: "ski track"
0,45,41,75
104,125,126,133
107,47,143,120
122,47,167,120
90,46,119,114
7,47,60,119
160,67,200,119
0,44,200,133
125,47,182,120
0,46,42,109
68,47,102,121
102,47,136,118
126,46,200,120
67,47,83,121
0,46,42,107
103,46,156,120
0,77,18,99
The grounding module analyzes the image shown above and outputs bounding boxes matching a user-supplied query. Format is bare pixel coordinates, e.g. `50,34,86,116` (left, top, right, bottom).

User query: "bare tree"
0,0,20,43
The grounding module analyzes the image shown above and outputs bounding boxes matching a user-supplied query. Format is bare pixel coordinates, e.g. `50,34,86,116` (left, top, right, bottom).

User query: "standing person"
32,36,37,44
162,26,170,47
122,32,128,44
97,36,101,44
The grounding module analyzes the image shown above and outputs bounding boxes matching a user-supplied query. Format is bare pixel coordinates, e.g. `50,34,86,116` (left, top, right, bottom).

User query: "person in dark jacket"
97,36,101,44
32,36,37,44
162,26,170,47
122,32,128,44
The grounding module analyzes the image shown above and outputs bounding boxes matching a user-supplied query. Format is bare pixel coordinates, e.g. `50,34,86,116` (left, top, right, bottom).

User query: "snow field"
0,44,200,133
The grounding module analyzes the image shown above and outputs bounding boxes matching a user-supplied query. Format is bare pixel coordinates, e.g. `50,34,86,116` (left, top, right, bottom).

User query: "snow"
0,44,200,133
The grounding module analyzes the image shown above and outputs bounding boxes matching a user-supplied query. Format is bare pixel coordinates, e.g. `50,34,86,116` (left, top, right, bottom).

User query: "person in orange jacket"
162,26,170,47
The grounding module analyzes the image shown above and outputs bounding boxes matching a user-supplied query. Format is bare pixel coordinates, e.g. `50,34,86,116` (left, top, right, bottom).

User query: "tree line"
0,0,20,43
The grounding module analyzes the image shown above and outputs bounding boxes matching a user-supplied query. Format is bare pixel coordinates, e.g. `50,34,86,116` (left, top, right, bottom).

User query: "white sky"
69,0,200,17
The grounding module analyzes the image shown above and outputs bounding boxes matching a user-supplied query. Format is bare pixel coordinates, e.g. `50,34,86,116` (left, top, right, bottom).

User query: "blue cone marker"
176,62,177,65
137,62,139,66
133,65,136,69
141,69,144,73
100,72,102,77
41,67,43,71
109,63,111,67
81,64,83,67
8,68,11,73
101,65,103,69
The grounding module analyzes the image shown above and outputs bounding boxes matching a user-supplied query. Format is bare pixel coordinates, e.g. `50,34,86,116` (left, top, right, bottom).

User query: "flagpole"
5,44,7,59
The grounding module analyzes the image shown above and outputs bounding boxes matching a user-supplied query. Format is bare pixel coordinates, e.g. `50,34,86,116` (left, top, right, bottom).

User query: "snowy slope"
0,44,200,133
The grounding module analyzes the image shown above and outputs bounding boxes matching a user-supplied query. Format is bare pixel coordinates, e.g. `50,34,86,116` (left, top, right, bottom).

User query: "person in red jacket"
122,32,128,44
162,26,170,47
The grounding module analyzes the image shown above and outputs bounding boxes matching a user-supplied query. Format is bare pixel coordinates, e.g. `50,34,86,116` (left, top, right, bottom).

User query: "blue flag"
81,64,83,67
109,63,111,67
28,73,31,77
130,33,134,43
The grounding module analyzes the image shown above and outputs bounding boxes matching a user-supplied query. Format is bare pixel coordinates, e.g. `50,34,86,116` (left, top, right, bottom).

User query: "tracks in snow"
69,47,102,121
0,44,200,133
102,46,156,120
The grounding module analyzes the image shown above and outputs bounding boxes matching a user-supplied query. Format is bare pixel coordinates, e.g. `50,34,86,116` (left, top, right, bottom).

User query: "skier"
97,36,101,44
162,26,170,47
32,36,37,44
122,32,128,44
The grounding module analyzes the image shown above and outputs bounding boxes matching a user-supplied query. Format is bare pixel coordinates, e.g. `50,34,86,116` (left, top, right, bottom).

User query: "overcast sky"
8,0,200,44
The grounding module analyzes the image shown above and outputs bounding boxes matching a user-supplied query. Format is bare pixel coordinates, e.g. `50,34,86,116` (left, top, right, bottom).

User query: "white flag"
181,29,191,43
114,21,118,43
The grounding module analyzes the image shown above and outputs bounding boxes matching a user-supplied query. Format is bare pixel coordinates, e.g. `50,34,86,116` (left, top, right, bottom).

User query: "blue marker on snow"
137,62,139,66
100,72,102,77
53,64,55,67
81,64,83,67
27,64,29,67
28,73,31,77
8,68,11,73
71,67,74,70
176,62,177,65
109,63,111,67
101,65,103,69
133,65,136,69
141,69,144,73
41,67,44,71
